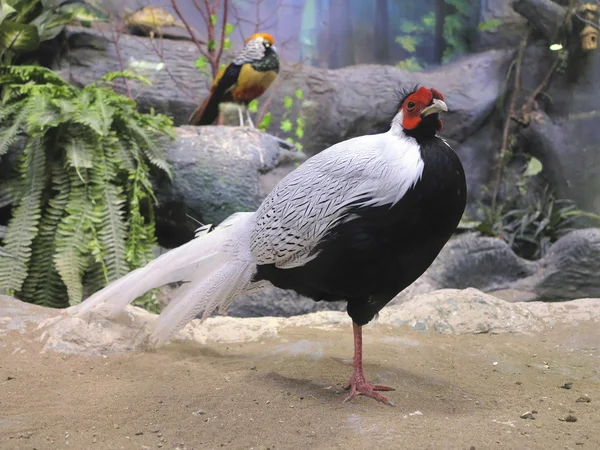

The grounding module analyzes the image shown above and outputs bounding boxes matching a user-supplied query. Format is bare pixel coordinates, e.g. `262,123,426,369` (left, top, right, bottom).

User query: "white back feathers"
250,125,424,269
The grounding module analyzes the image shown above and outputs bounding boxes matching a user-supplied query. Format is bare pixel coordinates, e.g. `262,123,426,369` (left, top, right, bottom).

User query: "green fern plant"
0,65,174,308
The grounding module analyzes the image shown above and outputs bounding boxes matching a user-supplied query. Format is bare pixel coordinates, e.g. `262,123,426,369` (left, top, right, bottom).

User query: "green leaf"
0,136,46,294
295,126,304,139
280,118,292,132
478,18,503,31
9,0,39,23
396,57,424,72
248,99,258,113
523,157,543,177
194,56,207,70
258,112,272,131
400,20,424,34
65,135,95,169
57,1,109,23
0,3,17,23
395,35,420,53
295,89,303,100
55,180,92,305
21,165,69,307
99,71,151,86
283,95,293,110
208,39,215,51
223,37,231,50
210,14,217,26
0,104,26,156
0,20,40,52
225,22,234,35
422,12,436,30
95,183,128,281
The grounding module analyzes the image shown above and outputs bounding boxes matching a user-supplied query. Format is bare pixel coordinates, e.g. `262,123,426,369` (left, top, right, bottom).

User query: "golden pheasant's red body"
189,33,279,126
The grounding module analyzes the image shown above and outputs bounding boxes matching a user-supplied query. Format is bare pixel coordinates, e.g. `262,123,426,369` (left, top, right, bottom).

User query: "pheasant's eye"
264,42,271,48
407,101,416,111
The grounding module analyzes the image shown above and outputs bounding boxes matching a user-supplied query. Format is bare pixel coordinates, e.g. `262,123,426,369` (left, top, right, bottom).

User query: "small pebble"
576,396,591,403
561,382,573,390
150,426,160,433
193,410,206,415
515,381,523,385
492,362,498,366
520,411,536,420
559,415,577,422
6,376,15,380
135,431,144,436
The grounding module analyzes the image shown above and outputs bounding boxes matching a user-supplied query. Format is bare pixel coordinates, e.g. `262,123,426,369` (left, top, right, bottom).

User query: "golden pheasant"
189,33,279,127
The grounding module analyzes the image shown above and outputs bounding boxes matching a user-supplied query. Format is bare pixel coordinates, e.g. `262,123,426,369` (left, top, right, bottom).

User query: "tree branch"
491,31,529,211
214,0,229,72
512,0,566,41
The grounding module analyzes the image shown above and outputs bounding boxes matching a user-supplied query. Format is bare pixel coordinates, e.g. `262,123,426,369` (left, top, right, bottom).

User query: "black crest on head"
393,84,420,114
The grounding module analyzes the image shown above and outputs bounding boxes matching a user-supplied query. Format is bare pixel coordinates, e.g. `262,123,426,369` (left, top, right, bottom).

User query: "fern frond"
54,176,92,305
99,71,152,86
120,115,173,179
91,87,115,135
0,65,70,87
72,88,106,136
0,106,27,156
0,136,46,294
24,88,63,131
0,179,24,208
21,165,70,307
64,133,95,169
96,183,128,280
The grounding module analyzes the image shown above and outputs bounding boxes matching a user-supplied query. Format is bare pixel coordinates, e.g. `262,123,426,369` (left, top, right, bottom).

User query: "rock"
395,230,600,304
393,233,538,303
454,120,501,204
475,0,529,51
155,126,305,246
56,26,513,156
512,0,565,42
227,286,346,318
532,229,600,301
3,289,599,356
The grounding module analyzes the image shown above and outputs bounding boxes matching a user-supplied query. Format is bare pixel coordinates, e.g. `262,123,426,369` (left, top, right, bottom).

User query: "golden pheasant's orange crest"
245,33,275,45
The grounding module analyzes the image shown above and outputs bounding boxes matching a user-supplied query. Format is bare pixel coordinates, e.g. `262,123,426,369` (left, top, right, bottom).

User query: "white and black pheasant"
72,86,466,405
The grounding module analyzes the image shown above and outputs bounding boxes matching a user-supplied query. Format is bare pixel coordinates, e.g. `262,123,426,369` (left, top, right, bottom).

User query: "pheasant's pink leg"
343,322,395,406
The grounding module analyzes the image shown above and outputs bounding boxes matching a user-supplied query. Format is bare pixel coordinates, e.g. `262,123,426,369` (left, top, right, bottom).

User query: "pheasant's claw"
343,379,395,406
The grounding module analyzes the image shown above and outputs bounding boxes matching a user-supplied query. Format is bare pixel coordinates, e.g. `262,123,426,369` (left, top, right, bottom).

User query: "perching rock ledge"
155,126,305,246
2,289,599,356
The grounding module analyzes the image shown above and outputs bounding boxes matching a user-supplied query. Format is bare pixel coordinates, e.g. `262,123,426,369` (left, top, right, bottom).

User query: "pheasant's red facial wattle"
400,87,447,132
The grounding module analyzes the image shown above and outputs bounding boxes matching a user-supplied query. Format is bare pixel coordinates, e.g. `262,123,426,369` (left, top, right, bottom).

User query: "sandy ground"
1,317,599,450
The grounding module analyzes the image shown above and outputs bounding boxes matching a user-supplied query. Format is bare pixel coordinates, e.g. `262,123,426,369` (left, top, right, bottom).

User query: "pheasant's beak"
421,99,448,117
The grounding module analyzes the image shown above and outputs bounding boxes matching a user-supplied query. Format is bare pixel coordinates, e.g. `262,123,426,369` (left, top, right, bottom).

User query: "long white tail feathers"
69,212,257,346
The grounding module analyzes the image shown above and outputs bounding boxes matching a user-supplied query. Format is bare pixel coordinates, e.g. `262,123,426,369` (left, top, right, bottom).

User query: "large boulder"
475,0,529,51
156,126,305,246
530,228,600,301
394,229,600,304
56,26,513,158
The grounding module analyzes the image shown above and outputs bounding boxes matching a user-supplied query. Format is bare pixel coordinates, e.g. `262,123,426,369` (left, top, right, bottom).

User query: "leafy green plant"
0,0,107,65
396,57,424,72
460,157,600,259
249,88,305,152
443,0,474,61
478,18,504,32
0,65,174,309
